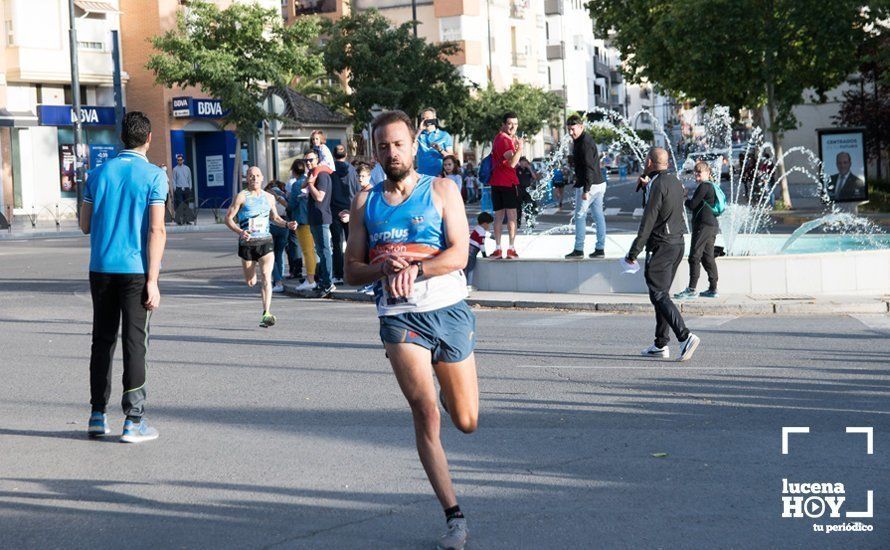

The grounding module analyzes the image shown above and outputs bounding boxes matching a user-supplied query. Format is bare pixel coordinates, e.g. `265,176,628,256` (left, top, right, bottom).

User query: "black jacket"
330,160,356,213
685,181,718,228
571,132,603,192
628,171,686,260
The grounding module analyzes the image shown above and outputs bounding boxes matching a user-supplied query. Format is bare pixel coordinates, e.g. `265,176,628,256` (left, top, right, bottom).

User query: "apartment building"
0,0,124,220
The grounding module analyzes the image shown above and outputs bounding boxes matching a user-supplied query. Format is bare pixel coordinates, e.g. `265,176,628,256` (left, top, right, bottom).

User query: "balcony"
544,0,563,15
610,70,623,84
594,58,610,78
595,96,609,109
547,42,565,60
511,52,528,68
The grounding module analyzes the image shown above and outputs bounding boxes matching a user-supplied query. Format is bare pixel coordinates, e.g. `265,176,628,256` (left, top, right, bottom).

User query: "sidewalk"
283,282,890,315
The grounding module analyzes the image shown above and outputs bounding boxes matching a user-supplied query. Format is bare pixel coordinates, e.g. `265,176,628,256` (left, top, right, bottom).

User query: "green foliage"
147,1,323,141
635,128,655,143
321,10,470,130
588,0,870,134
451,83,565,147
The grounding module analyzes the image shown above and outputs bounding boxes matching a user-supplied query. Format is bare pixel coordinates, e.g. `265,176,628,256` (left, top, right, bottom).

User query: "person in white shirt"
171,154,192,220
466,211,493,290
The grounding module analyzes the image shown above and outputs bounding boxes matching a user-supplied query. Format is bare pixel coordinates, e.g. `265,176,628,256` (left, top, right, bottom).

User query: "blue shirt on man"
83,150,168,274
416,128,453,177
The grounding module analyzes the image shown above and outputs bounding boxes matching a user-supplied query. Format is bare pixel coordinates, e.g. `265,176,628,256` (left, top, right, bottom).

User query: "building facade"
1,0,124,220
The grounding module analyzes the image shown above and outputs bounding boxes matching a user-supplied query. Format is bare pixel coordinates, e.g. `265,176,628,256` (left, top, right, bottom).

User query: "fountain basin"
473,234,890,296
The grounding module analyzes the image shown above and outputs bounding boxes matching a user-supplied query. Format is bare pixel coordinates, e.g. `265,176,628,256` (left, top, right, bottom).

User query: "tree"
835,29,889,180
451,83,565,148
589,0,872,208
321,10,470,129
147,1,323,195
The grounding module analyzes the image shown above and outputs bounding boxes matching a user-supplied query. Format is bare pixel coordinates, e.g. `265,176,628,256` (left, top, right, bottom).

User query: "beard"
383,160,412,182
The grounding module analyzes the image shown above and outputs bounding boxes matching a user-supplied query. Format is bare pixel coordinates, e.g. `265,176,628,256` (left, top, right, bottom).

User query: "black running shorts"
491,185,519,211
238,240,274,261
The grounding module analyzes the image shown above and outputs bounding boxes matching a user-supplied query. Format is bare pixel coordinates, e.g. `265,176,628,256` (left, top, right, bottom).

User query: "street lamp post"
68,0,84,222
411,0,417,38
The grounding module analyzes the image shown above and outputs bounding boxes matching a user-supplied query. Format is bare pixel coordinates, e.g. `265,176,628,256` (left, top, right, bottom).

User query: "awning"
73,0,119,14
0,108,38,127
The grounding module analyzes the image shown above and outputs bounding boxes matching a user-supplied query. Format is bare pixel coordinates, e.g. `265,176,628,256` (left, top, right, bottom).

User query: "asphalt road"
0,234,887,549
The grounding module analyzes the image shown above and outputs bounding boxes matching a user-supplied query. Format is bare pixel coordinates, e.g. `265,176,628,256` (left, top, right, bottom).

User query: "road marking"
515,312,610,327
851,314,890,334
632,208,644,217
684,315,738,330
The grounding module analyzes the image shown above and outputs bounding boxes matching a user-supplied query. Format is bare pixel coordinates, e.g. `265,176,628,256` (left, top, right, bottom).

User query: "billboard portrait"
818,129,868,202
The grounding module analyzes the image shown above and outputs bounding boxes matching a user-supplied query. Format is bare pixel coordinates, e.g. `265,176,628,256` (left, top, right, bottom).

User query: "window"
5,19,13,47
78,41,105,51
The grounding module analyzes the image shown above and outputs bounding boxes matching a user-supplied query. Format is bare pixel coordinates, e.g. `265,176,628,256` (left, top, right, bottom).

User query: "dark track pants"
644,242,690,348
688,225,718,291
89,272,150,419
330,218,349,281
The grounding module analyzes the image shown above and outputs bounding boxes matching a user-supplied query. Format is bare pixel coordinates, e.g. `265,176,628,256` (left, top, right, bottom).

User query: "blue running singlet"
365,175,467,316
237,191,272,242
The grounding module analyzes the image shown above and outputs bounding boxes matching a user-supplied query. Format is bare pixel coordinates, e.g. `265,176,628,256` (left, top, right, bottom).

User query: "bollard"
480,186,493,213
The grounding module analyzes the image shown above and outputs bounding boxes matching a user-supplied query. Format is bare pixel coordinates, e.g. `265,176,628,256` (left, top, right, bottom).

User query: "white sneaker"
295,280,315,291
678,333,701,362
272,284,284,293
641,344,669,358
466,285,474,293
437,517,468,550
332,277,345,285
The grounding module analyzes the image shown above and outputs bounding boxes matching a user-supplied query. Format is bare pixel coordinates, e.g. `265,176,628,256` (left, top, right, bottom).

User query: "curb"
283,286,890,315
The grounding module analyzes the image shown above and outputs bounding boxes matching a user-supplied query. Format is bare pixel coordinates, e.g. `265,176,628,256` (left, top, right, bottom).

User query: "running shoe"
491,248,503,259
358,284,375,296
673,287,697,300
437,517,468,550
317,285,336,297
120,419,159,444
699,289,719,298
88,412,109,437
564,249,584,259
678,333,701,362
272,284,285,293
332,277,345,285
295,280,316,291
641,344,669,358
506,248,519,259
260,313,277,327
588,249,605,258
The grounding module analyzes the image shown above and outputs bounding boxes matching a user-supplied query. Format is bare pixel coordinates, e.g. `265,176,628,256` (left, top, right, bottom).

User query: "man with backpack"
675,161,722,299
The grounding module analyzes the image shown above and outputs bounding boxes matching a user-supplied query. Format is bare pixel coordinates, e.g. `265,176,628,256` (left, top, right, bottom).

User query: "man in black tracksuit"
626,148,700,362
330,145,358,284
676,161,719,298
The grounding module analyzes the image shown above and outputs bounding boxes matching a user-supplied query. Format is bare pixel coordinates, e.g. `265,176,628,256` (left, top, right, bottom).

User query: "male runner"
225,166,295,327
345,110,478,550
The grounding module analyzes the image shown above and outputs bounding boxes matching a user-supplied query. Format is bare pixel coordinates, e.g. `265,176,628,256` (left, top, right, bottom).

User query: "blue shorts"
379,301,477,364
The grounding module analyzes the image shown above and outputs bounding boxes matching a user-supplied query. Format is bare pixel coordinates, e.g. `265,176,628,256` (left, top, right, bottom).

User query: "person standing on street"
490,112,524,259
345,110,478,550
416,107,454,177
626,147,701,362
80,111,168,443
331,144,358,286
172,154,192,224
675,161,719,299
305,151,336,296
564,115,606,259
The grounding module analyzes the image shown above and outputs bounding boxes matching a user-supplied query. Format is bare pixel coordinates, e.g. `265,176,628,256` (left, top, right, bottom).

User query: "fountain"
475,106,889,296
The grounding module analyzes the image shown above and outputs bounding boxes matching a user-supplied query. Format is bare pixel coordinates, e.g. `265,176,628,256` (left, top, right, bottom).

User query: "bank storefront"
5,104,120,219
168,96,240,210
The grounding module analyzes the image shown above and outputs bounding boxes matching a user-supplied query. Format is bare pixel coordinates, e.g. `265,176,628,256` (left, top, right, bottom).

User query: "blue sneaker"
88,412,109,437
120,419,159,444
673,287,697,300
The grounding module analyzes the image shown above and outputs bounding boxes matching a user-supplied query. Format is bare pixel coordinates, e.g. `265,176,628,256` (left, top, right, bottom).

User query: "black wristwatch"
411,261,424,278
